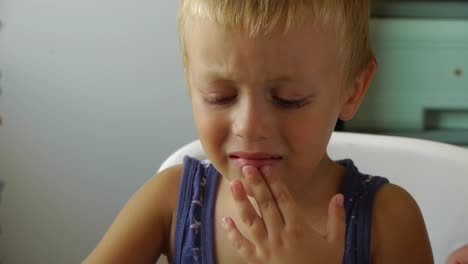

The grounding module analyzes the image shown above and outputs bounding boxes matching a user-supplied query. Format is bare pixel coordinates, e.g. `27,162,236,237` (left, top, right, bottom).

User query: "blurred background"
0,0,467,263
344,0,468,147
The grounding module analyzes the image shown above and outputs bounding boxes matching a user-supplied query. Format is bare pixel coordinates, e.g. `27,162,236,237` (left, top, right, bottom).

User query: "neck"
288,154,345,208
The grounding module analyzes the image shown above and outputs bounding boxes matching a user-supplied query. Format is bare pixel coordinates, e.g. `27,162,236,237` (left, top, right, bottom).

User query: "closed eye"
202,95,237,105
201,95,311,109
273,96,310,109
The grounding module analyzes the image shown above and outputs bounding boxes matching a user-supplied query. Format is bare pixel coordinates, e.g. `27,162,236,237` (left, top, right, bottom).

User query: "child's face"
185,18,359,186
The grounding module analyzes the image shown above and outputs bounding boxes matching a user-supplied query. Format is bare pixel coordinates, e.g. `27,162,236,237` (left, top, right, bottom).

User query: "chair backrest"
158,132,468,264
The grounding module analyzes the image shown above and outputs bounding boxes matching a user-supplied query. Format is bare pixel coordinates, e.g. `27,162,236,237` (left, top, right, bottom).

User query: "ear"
339,61,377,121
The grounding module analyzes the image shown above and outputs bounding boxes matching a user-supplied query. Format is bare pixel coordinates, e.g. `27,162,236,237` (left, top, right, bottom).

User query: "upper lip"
229,152,282,159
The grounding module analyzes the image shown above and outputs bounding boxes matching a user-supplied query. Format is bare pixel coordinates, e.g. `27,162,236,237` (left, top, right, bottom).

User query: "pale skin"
222,165,346,264
83,16,433,264
447,245,468,264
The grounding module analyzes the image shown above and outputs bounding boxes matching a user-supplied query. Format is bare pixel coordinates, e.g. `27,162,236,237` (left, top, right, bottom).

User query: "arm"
371,183,434,264
82,165,183,264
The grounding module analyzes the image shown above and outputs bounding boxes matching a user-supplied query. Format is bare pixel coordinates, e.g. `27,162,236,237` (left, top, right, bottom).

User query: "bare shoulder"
371,183,434,264
83,165,183,264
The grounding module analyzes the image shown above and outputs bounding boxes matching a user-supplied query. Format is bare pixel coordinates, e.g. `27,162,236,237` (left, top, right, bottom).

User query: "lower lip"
230,157,282,168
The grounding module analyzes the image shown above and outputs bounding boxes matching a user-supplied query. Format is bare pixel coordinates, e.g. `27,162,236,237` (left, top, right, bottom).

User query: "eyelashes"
202,95,311,109
202,95,237,106
272,96,309,109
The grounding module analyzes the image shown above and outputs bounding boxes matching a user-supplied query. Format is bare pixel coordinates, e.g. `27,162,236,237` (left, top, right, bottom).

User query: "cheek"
192,100,230,151
192,100,238,182
283,107,338,154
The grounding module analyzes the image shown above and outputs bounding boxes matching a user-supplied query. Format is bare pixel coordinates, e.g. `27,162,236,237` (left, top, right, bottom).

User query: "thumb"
326,193,346,243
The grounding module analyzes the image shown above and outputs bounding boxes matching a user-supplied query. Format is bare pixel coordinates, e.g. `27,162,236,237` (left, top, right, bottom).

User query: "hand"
222,166,346,264
447,245,468,264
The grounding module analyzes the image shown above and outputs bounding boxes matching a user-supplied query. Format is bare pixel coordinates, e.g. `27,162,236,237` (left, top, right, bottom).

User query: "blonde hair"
178,0,375,85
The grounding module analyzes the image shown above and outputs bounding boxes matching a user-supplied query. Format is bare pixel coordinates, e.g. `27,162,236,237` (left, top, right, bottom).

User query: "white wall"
0,1,195,263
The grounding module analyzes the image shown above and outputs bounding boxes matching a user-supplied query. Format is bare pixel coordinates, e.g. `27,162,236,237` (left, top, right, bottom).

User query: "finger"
222,216,258,261
326,193,346,243
242,166,284,235
259,166,298,226
447,245,468,264
230,180,267,242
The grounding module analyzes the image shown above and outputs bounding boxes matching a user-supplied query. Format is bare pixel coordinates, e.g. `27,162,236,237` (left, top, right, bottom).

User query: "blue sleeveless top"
173,156,389,264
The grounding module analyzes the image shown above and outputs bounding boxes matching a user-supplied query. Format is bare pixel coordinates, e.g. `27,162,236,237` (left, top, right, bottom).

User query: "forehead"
184,18,340,83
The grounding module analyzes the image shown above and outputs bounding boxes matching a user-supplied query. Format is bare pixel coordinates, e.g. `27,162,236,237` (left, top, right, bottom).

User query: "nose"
232,97,273,141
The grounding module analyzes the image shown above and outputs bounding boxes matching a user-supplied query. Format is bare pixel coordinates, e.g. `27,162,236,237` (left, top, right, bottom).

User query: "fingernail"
222,217,230,228
336,194,344,207
230,180,242,194
260,166,272,176
242,166,255,177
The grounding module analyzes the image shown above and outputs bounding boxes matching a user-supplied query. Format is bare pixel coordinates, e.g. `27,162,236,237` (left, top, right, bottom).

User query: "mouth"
228,152,283,168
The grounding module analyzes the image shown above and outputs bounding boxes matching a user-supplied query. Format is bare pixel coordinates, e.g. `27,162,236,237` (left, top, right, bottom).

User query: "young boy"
84,0,433,263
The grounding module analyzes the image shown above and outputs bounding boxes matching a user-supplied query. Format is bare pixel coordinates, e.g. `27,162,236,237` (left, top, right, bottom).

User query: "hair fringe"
178,0,374,84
